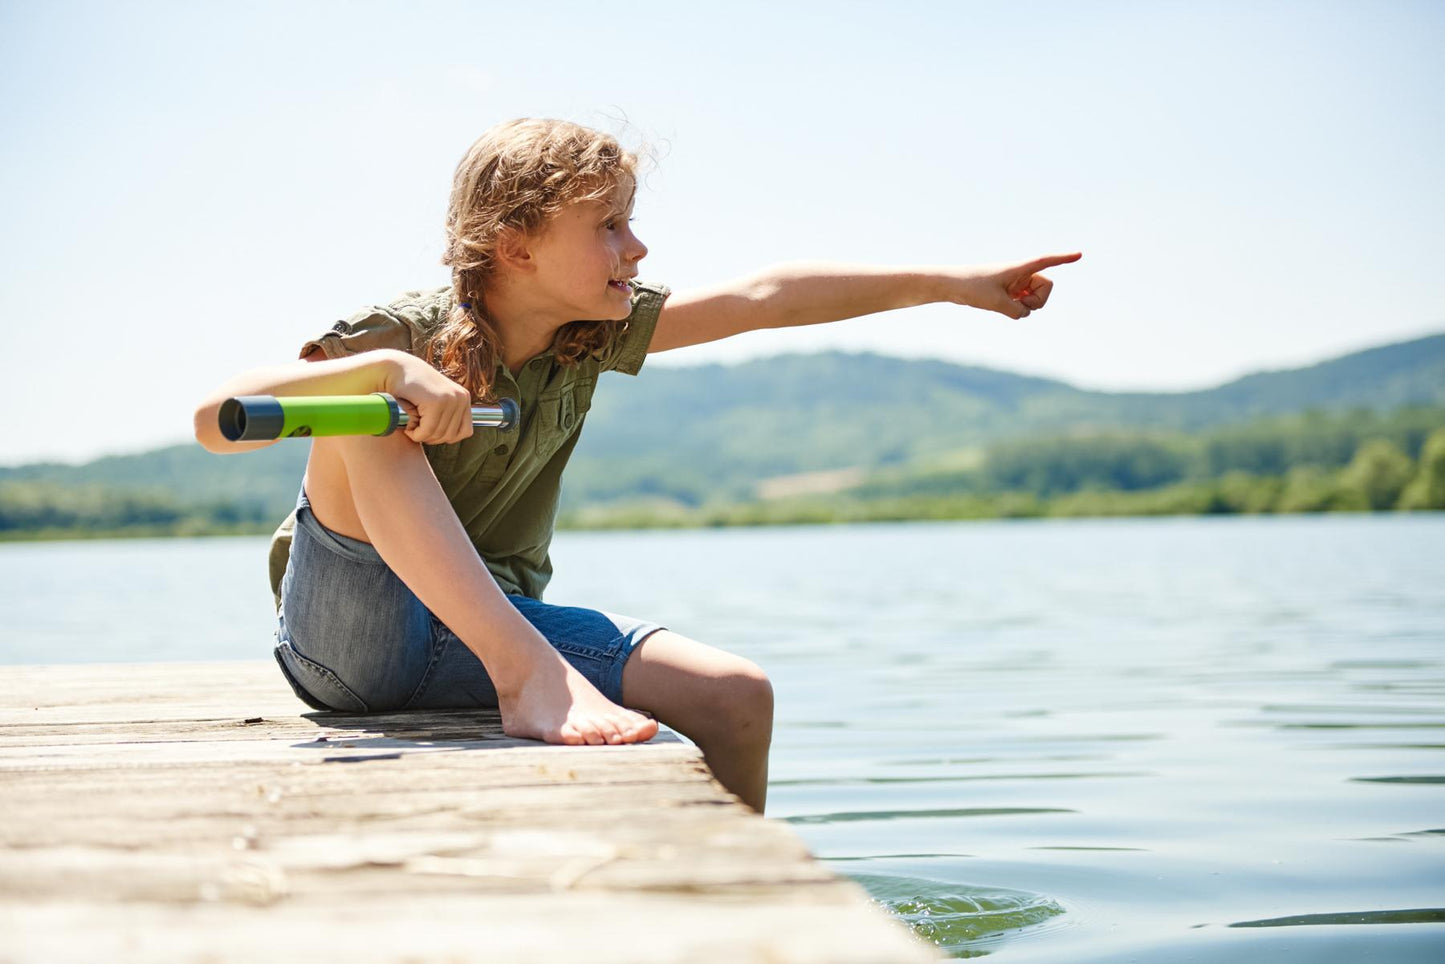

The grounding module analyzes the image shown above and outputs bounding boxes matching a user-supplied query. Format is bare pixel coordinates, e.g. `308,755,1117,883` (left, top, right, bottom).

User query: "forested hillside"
563,333,1445,506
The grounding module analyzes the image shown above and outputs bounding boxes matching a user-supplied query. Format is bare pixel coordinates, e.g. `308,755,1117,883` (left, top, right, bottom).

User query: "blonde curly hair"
426,118,644,402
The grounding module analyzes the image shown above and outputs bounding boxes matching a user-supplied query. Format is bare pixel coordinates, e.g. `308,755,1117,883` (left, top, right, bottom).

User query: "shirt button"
493,444,509,456
563,413,575,430
529,358,544,370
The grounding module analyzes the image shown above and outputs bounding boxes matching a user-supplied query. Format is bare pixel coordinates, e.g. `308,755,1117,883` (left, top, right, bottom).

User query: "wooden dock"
0,661,939,962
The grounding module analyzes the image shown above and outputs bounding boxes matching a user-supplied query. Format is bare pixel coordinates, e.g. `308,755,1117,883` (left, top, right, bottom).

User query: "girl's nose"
626,226,648,262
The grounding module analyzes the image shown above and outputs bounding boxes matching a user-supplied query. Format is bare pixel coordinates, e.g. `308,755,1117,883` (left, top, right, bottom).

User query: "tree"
1278,467,1343,513
1339,439,1415,510
1398,428,1445,510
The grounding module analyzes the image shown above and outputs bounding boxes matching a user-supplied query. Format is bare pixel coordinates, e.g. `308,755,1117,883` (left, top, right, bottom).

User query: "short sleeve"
299,306,422,360
601,281,670,376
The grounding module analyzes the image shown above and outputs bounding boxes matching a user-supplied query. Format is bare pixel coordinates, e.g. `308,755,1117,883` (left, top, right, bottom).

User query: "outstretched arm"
648,252,1082,354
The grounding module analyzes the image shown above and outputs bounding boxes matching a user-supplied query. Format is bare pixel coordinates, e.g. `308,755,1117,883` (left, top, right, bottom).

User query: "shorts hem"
601,623,666,706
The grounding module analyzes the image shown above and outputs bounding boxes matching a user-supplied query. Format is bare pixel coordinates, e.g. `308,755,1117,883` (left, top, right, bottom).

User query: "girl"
194,118,1080,815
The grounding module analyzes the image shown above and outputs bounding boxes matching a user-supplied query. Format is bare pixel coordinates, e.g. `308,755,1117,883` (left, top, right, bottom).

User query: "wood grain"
0,661,938,962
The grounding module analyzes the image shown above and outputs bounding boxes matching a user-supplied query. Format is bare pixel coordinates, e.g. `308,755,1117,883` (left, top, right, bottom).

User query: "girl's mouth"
608,279,633,294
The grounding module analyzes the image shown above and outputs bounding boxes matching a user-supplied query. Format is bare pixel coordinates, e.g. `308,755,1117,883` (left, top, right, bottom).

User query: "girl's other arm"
193,349,474,454
648,253,1082,354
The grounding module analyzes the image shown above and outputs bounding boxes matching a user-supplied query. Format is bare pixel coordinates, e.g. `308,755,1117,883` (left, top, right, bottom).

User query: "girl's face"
524,177,648,323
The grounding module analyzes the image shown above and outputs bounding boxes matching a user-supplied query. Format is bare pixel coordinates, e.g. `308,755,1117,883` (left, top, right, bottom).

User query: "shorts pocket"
274,639,370,712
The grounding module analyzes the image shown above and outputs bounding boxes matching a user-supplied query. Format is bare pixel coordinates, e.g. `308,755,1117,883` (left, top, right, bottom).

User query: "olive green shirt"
267,281,670,606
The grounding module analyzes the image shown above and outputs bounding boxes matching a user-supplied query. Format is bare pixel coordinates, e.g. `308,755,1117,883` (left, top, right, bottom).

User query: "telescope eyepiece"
218,396,286,442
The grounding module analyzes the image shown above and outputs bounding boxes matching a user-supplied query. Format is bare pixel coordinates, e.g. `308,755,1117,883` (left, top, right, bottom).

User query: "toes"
626,714,658,742
608,716,636,743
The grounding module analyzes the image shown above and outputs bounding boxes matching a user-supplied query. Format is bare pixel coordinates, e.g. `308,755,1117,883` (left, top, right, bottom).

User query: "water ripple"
852,872,1067,957
784,807,1074,824
1350,776,1445,785
771,771,1151,787
1230,908,1445,928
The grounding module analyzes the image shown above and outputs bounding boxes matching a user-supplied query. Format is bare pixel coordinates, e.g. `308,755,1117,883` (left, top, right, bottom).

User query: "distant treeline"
859,406,1445,501
560,409,1445,529
3,406,1444,540
0,483,277,541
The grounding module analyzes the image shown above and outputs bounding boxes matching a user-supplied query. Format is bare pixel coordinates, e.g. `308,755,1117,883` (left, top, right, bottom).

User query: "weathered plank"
0,661,939,963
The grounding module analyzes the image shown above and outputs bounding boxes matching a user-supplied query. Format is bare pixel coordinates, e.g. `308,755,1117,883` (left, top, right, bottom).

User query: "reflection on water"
3,514,1444,961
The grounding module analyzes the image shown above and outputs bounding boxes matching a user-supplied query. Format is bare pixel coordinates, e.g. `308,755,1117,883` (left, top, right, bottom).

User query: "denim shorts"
273,492,665,714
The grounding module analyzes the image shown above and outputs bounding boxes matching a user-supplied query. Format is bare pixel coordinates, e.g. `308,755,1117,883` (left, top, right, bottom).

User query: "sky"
2,0,1442,464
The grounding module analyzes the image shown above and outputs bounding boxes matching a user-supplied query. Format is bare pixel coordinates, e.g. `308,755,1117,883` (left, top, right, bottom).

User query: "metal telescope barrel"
218,393,518,442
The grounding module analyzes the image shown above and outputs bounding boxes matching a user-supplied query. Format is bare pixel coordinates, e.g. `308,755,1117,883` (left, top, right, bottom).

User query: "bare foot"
497,650,659,746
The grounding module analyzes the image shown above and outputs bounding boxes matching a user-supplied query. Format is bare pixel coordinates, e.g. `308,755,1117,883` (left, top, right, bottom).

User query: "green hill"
562,332,1445,506
0,440,309,517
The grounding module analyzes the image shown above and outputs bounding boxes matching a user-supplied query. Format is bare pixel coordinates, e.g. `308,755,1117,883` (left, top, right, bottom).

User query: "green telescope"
218,393,518,441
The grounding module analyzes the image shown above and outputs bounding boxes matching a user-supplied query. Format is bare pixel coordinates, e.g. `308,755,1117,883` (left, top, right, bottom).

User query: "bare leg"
620,630,774,813
303,432,657,746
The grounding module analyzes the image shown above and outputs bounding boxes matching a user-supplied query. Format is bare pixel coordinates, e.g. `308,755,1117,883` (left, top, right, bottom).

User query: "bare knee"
313,431,423,475
306,433,428,541
704,658,774,747
623,632,774,748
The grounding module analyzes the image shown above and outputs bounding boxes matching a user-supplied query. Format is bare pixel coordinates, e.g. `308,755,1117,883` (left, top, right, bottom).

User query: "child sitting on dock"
194,117,1079,815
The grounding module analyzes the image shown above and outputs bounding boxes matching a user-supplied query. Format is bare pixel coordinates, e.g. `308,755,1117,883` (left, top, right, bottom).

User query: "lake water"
3,515,1443,961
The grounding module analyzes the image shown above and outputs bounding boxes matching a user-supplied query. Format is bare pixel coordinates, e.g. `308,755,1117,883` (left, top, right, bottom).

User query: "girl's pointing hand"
947,252,1083,320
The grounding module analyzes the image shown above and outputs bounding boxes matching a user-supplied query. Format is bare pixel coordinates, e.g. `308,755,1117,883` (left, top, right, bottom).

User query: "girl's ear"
494,226,535,273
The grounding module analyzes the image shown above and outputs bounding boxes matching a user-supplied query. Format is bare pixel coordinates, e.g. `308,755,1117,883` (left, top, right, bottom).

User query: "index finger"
1021,252,1083,275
